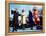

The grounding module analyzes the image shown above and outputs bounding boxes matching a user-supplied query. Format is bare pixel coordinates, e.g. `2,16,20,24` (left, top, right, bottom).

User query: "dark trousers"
29,20,34,30
22,24,26,30
12,19,19,32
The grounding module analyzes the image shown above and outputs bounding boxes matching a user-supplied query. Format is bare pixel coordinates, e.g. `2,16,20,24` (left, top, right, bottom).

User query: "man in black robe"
28,10,34,30
12,9,20,32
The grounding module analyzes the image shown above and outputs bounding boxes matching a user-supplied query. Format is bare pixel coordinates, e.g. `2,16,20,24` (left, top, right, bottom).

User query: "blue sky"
10,4,42,18
10,4,34,15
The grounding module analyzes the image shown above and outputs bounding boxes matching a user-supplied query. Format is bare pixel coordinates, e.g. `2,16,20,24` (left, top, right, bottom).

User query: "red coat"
33,11,40,26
